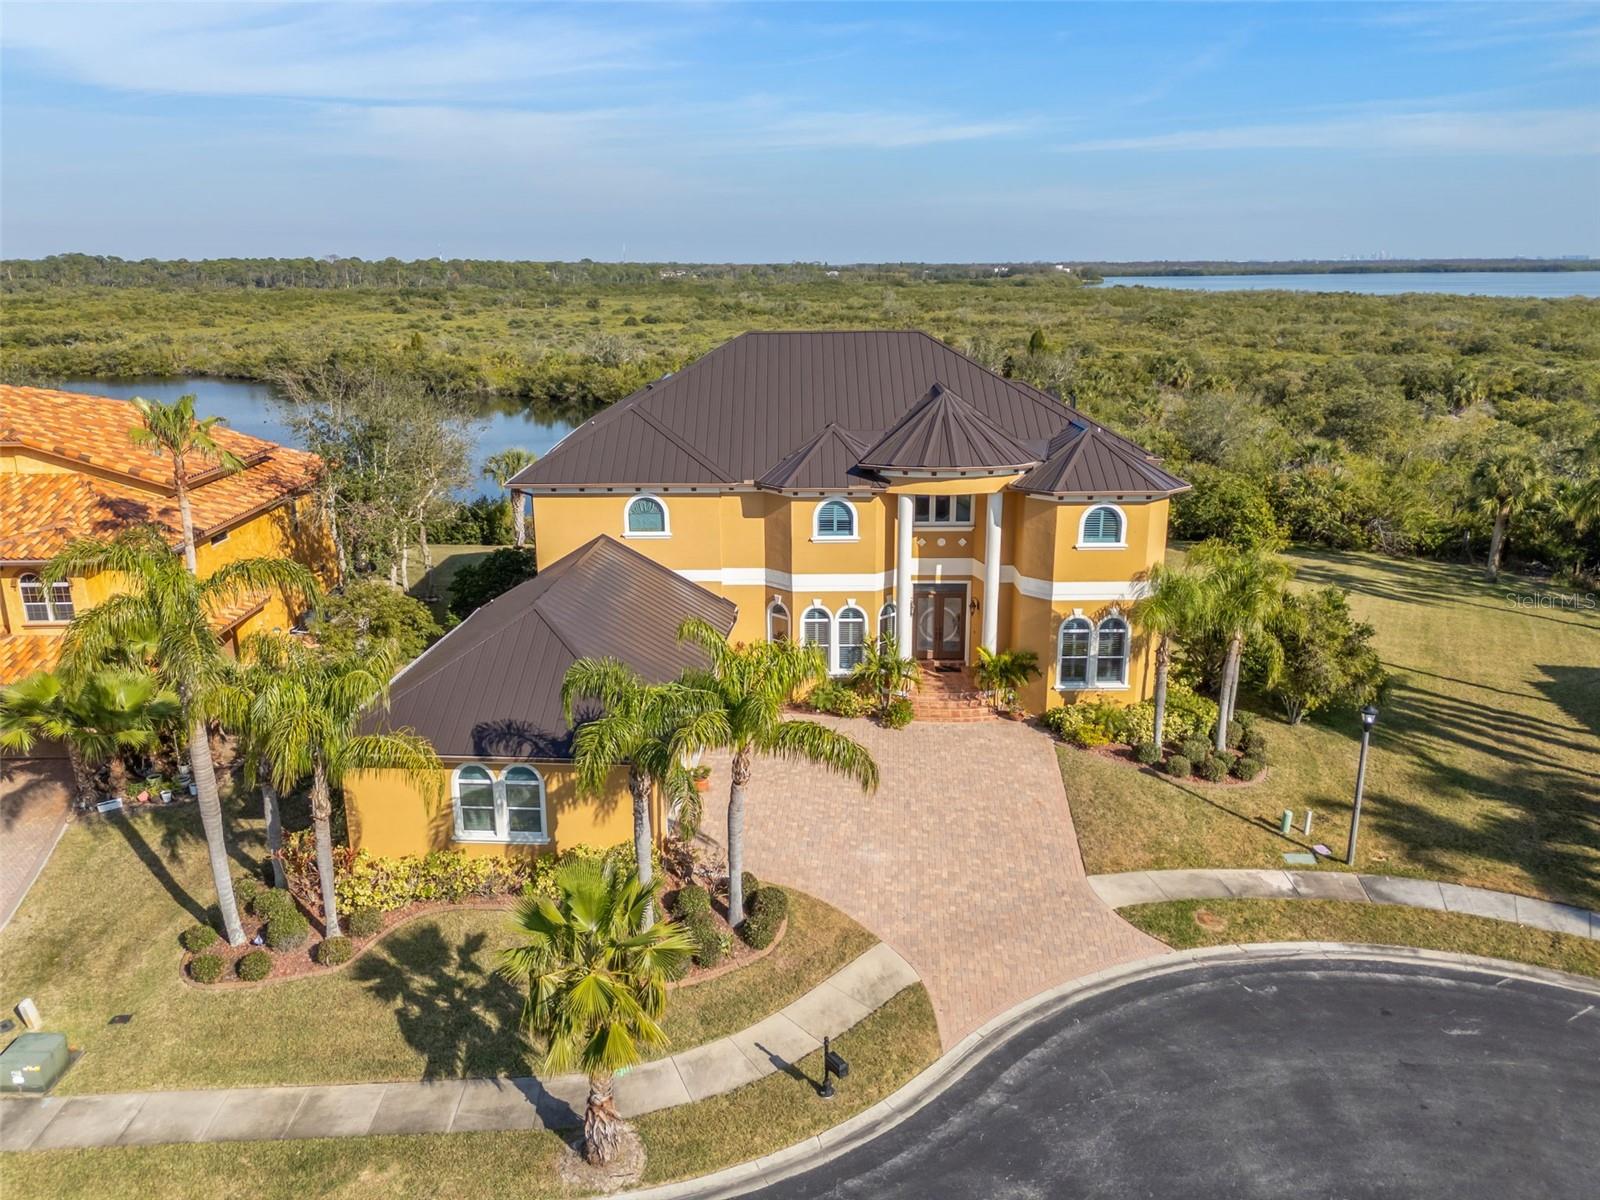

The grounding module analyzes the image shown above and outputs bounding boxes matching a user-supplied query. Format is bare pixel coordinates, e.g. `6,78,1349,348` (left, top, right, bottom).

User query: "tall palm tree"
1470,438,1551,582
47,527,318,944
219,656,289,888
675,618,879,926
1190,542,1292,753
482,447,538,546
0,668,180,807
224,633,440,937
1132,563,1207,748
128,394,244,572
499,859,695,1166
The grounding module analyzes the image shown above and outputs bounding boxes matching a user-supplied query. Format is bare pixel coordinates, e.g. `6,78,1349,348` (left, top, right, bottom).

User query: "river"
58,378,579,498
1099,270,1600,298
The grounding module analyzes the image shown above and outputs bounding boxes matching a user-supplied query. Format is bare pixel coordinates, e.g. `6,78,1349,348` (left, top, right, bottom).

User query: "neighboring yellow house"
0,385,330,686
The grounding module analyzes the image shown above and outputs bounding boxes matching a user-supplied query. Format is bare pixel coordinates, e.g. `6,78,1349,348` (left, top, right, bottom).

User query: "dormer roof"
854,383,1041,474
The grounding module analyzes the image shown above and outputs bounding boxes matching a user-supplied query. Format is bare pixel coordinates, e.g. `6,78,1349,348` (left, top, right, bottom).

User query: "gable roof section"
370,536,737,759
754,423,880,493
856,383,1041,473
1013,424,1191,498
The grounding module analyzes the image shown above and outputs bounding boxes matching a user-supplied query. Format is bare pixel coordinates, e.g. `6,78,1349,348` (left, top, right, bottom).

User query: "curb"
619,942,1600,1199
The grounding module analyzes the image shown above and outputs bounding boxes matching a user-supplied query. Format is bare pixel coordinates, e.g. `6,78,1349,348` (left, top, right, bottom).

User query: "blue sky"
3,1,1596,261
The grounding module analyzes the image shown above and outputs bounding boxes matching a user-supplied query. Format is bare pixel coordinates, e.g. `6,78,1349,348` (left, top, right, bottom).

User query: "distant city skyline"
3,2,1596,262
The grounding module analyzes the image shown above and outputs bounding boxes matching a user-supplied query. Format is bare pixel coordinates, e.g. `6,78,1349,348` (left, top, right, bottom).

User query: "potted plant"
974,648,1041,717
690,764,712,793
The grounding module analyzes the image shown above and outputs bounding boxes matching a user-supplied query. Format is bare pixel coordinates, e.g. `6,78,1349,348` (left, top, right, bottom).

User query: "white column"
981,491,1002,653
895,494,915,653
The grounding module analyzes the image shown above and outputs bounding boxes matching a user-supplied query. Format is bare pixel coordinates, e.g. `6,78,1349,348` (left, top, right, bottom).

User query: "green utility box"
0,1032,70,1094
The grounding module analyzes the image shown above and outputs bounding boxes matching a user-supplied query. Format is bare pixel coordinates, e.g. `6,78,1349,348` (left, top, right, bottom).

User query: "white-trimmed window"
1096,617,1129,685
877,602,897,645
1058,617,1092,687
1078,504,1125,547
914,495,973,526
767,599,791,643
452,763,549,843
18,573,72,623
802,605,832,661
837,606,868,672
813,498,857,540
624,494,670,537
1058,614,1131,689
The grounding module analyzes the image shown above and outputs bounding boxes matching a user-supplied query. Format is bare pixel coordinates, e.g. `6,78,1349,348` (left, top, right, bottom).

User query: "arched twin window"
624,494,669,537
18,574,73,623
797,603,871,674
452,763,548,843
1057,614,1130,688
1078,504,1126,547
813,498,857,540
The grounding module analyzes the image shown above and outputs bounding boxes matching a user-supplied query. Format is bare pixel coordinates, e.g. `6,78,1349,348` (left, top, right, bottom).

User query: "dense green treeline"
2,273,1596,581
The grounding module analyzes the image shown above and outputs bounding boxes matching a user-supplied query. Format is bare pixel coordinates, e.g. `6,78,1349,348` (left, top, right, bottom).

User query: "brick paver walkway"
0,757,73,932
701,717,1164,1047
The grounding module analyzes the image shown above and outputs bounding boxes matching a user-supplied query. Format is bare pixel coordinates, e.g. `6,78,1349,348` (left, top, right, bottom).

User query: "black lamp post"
1345,704,1380,866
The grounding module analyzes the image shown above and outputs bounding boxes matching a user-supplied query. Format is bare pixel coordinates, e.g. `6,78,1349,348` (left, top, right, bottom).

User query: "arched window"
814,498,857,540
802,605,832,662
1079,504,1125,546
18,573,71,623
837,606,868,672
877,602,897,645
48,579,74,621
1058,617,1093,687
453,763,549,843
1095,617,1129,686
502,766,547,839
453,765,497,837
767,599,791,643
624,494,669,537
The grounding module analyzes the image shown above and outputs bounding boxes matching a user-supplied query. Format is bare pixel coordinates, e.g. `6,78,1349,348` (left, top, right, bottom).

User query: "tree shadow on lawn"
350,922,529,1082
1534,664,1600,742
105,807,210,926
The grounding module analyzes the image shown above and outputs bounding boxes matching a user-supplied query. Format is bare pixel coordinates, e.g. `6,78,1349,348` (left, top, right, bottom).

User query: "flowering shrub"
332,841,649,915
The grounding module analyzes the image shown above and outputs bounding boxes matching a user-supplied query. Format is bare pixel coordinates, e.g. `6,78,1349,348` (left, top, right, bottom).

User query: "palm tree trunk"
631,767,654,928
261,780,287,889
1486,504,1509,581
190,718,244,945
726,746,752,927
1215,634,1242,754
583,1069,625,1165
1152,635,1171,748
174,469,198,573
514,493,526,547
311,765,341,938
65,743,97,808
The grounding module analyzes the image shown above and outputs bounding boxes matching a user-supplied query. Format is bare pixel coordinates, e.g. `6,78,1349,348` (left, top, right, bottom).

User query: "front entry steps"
911,665,996,722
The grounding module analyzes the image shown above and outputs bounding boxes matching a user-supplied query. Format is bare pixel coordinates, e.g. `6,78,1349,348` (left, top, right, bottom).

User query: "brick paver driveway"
0,756,73,931
702,718,1165,1047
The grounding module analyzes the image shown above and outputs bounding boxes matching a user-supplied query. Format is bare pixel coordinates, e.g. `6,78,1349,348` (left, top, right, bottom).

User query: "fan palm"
499,859,695,1166
0,668,180,807
1470,439,1551,581
482,447,538,545
847,636,919,714
222,633,440,937
128,394,244,571
1190,541,1293,752
675,619,878,926
562,658,707,926
1132,563,1207,747
47,527,318,943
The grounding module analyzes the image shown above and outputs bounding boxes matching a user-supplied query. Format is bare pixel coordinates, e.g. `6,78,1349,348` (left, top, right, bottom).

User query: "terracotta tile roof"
0,386,323,561
0,635,61,686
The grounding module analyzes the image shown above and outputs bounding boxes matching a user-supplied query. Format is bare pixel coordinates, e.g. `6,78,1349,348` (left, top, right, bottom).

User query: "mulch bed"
1081,741,1271,788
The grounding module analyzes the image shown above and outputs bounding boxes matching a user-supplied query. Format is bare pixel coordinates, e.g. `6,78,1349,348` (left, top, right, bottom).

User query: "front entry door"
913,585,966,662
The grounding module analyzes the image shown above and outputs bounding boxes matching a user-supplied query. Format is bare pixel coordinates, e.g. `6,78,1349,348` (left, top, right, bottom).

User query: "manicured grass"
1121,899,1600,980
0,803,876,1093
0,986,939,1200
403,542,497,619
1065,548,1600,909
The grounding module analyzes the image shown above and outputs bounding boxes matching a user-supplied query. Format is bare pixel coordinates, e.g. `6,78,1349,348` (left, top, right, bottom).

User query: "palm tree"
1190,542,1292,753
128,395,244,572
0,668,180,807
972,647,1040,714
482,447,538,546
562,658,705,926
1470,438,1551,582
675,619,879,926
224,633,440,937
219,656,290,889
499,859,695,1166
47,527,318,944
847,636,919,715
1132,563,1206,747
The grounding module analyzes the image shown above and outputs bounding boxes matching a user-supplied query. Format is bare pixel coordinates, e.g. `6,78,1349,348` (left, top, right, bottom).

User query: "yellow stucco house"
351,331,1187,862
0,385,329,686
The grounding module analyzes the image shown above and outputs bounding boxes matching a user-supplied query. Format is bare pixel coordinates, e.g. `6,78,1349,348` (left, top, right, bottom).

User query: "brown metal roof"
754,423,881,493
1013,425,1191,498
367,536,737,759
856,383,1041,473
510,331,1186,499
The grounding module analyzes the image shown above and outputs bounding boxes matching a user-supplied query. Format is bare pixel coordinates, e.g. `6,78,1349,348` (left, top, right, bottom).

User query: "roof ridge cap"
633,406,734,481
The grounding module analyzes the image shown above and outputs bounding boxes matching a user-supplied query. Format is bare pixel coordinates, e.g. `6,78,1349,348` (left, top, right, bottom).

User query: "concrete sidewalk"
1088,869,1599,940
0,942,920,1153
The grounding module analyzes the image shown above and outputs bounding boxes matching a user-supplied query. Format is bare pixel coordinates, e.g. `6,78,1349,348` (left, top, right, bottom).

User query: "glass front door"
913,585,966,661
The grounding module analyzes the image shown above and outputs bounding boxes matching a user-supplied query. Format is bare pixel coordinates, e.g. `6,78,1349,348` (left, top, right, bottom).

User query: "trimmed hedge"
673,884,711,918
180,923,219,953
683,911,725,969
251,888,296,923
1241,729,1269,762
881,697,914,729
1232,755,1265,781
1196,755,1229,783
1178,737,1212,765
347,908,383,939
806,681,870,718
233,873,264,909
317,936,354,966
740,886,788,950
1165,755,1192,778
1132,740,1162,766
266,910,310,952
236,950,273,982
189,954,224,984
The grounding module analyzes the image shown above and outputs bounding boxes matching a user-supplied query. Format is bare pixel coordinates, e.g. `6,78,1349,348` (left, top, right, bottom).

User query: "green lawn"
1122,899,1600,980
0,986,940,1200
1065,548,1600,909
0,803,876,1093
404,542,497,619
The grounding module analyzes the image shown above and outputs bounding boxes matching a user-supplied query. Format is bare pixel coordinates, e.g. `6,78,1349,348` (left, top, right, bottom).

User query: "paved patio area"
702,718,1164,1048
0,757,73,932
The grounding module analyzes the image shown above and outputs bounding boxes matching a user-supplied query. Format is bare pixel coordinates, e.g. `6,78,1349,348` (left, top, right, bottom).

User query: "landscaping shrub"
189,954,224,984
1225,717,1246,749
1163,685,1220,745
347,908,383,939
317,936,354,967
233,873,264,908
333,843,630,914
1196,755,1230,783
740,886,788,950
1178,737,1212,765
1115,703,1157,747
662,949,692,982
266,910,311,952
1241,729,1269,762
684,911,724,969
1132,740,1162,766
236,950,273,981
1165,754,1192,778
740,871,760,901
881,696,915,729
1232,755,1265,781
673,883,711,919
251,888,296,923
1043,700,1122,747
806,681,869,718
180,923,219,953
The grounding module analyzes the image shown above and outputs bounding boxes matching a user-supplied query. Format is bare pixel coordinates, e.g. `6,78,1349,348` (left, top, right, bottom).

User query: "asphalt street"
751,957,1600,1200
